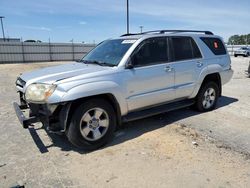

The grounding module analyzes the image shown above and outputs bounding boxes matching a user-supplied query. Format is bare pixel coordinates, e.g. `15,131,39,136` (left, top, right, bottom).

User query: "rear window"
200,37,226,55
171,37,202,61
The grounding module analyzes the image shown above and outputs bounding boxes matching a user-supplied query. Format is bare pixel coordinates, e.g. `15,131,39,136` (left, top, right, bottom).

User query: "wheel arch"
190,71,222,99
64,93,122,132
199,72,222,97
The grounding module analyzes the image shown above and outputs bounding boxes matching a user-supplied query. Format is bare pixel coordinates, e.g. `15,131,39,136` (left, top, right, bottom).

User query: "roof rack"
121,30,214,37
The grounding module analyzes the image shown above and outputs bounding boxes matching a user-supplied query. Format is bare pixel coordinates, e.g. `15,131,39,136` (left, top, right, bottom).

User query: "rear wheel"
234,54,237,57
194,82,219,112
67,98,116,150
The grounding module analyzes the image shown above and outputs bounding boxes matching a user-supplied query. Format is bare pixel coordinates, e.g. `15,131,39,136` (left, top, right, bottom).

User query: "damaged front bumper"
13,102,39,128
13,92,71,132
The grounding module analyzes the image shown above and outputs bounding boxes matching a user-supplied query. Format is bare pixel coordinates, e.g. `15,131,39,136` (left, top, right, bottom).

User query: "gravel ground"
0,58,249,188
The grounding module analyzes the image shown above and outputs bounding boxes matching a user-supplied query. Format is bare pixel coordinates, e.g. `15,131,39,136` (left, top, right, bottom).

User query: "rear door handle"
196,61,203,67
165,66,173,72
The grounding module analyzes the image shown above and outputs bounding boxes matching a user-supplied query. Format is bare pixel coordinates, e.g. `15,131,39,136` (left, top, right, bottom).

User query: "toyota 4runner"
13,30,233,150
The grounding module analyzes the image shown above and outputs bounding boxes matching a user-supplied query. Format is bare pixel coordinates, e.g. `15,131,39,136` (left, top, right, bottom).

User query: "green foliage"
228,34,250,45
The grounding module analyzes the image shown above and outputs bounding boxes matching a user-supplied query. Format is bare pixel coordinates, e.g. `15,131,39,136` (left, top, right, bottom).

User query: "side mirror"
125,59,134,69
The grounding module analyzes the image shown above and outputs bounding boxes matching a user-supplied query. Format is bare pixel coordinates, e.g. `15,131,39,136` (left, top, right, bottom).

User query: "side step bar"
122,99,195,122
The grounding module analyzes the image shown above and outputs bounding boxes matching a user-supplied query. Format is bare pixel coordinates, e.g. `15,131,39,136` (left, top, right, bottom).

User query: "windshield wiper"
80,60,115,67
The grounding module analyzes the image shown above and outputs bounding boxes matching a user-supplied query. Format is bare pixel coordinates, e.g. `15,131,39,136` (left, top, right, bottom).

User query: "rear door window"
171,37,202,61
200,37,226,55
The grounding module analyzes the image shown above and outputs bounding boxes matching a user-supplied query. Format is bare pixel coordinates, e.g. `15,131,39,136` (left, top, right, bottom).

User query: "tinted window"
172,37,201,61
200,37,226,55
132,37,168,66
191,39,202,58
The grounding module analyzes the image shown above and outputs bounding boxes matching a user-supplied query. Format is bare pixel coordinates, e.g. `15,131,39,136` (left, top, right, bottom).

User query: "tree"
228,34,250,45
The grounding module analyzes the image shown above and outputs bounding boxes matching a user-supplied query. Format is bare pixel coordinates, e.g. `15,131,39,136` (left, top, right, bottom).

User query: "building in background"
0,38,21,42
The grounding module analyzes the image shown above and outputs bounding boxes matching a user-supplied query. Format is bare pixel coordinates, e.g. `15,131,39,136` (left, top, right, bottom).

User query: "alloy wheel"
80,108,109,141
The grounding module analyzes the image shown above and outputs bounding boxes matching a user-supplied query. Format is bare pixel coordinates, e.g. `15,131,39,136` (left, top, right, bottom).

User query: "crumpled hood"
20,62,111,85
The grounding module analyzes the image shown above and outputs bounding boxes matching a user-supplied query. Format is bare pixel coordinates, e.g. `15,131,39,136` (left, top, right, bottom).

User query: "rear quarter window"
171,37,202,61
200,37,226,55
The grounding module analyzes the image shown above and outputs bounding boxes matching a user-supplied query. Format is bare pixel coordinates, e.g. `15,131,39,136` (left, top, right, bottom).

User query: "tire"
67,98,116,150
194,82,219,112
234,54,237,57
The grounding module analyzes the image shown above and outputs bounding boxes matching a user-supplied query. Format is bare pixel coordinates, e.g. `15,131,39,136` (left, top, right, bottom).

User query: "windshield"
81,39,135,66
240,47,248,50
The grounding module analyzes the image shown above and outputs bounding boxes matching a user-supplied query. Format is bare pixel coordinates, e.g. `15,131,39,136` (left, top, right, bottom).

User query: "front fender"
57,81,127,115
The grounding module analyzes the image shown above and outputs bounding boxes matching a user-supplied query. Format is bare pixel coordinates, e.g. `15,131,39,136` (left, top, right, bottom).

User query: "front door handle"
197,61,203,67
165,66,173,72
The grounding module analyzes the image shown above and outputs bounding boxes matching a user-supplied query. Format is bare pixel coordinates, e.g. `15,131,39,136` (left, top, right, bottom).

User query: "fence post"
49,40,52,61
72,41,74,61
21,41,25,62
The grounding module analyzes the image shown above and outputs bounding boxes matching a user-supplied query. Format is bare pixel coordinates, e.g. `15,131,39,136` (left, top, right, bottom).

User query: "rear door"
170,36,203,99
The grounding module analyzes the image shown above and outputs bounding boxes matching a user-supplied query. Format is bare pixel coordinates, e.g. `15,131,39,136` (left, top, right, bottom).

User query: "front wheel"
67,98,116,150
194,82,219,112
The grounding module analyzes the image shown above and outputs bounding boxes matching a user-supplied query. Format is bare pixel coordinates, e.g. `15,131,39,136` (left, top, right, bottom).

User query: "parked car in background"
234,47,250,57
13,30,233,150
24,40,42,43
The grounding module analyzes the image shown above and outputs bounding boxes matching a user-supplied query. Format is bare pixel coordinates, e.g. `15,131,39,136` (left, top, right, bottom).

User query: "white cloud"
12,25,51,31
79,21,87,25
24,26,51,31
54,26,72,29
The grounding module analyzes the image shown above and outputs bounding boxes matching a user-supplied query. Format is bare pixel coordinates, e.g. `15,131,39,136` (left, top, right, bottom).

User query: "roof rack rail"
120,33,140,37
121,30,213,37
143,30,214,35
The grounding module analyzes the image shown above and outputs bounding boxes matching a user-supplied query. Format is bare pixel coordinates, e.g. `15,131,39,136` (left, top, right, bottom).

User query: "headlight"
25,83,56,103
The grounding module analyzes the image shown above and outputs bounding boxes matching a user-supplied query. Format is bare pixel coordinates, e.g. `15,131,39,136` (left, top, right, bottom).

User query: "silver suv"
13,30,233,150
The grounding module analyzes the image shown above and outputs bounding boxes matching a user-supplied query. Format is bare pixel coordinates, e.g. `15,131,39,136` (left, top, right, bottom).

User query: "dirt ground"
0,57,249,188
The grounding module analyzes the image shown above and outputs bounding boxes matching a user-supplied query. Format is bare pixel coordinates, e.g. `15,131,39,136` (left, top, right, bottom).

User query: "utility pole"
0,16,6,41
246,35,248,47
139,26,143,33
126,0,129,34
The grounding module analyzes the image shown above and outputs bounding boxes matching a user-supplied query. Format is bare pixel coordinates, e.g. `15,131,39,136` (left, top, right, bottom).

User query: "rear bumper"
13,102,40,128
220,69,234,85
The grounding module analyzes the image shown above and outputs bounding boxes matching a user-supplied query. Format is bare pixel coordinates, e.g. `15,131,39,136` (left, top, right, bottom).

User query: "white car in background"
234,47,250,57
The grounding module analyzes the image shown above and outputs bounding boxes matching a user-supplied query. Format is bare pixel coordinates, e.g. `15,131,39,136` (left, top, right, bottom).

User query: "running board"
122,99,195,122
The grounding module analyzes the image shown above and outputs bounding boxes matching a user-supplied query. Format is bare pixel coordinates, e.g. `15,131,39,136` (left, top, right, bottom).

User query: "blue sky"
0,0,249,43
